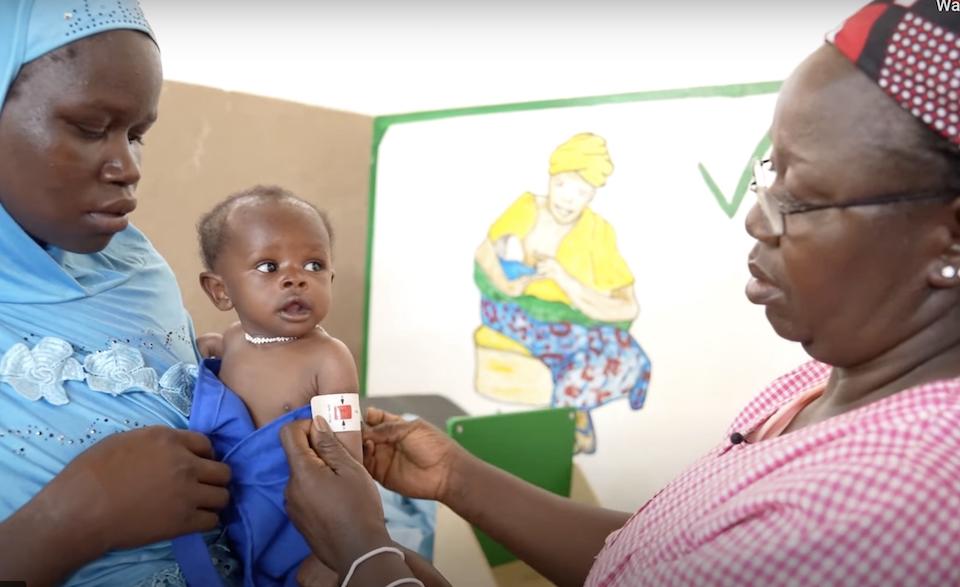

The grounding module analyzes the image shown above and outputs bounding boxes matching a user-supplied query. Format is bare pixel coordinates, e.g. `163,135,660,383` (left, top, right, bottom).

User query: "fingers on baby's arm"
362,439,376,460
364,406,385,426
362,419,419,448
280,419,316,469
364,406,404,426
362,410,402,444
308,416,355,471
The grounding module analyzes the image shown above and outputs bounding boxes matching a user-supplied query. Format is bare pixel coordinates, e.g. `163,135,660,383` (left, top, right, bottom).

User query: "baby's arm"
314,337,359,394
312,337,362,461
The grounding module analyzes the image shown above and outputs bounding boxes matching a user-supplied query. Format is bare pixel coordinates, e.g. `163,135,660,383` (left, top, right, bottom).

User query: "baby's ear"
199,272,234,311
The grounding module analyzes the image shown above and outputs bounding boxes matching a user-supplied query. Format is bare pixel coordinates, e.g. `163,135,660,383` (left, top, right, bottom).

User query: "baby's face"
216,201,334,338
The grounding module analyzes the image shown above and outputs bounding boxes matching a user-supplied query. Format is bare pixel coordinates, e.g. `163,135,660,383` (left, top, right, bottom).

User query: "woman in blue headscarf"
0,2,237,586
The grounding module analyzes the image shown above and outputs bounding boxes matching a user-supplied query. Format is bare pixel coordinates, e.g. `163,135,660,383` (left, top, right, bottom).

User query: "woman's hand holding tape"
281,416,391,576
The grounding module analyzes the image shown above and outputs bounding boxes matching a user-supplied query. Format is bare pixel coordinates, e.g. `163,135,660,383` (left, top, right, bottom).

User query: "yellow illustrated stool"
473,326,552,406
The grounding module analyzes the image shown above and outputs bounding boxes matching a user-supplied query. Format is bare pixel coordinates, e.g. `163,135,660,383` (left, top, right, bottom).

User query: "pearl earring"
942,266,957,279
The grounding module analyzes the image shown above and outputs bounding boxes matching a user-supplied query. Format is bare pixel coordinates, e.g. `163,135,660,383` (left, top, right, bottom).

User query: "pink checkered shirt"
586,361,960,586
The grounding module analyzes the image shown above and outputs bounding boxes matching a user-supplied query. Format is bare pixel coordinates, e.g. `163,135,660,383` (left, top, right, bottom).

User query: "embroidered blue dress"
0,4,240,584
0,208,241,586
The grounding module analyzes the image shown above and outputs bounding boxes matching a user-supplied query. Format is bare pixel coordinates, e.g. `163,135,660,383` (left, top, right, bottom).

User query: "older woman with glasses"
280,1,960,585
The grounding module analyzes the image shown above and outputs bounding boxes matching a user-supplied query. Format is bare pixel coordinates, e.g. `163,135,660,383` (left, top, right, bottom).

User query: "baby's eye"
304,261,325,272
256,262,278,273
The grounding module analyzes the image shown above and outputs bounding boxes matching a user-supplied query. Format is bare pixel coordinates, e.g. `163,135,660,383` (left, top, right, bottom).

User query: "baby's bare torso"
219,323,327,428
216,322,362,460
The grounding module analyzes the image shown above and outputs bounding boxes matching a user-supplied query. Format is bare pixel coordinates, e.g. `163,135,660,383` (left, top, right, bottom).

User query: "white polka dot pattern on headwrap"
829,0,960,147
879,12,960,141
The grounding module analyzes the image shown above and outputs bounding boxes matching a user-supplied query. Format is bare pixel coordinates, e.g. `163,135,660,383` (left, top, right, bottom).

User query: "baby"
171,185,362,586
196,184,361,456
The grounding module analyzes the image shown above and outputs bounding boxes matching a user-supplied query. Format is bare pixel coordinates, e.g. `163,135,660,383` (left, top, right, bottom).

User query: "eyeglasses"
749,158,956,237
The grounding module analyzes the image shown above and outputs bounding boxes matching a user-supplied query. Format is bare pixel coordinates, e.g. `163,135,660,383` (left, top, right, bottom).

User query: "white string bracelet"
340,546,405,587
384,579,426,587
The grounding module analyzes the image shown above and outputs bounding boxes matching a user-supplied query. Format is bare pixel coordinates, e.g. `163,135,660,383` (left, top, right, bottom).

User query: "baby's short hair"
197,184,333,271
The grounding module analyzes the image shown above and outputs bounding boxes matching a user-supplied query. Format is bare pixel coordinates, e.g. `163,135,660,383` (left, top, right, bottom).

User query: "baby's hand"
196,332,224,358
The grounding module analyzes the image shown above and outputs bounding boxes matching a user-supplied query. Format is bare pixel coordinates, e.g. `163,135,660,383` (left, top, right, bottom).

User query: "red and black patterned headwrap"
828,0,960,146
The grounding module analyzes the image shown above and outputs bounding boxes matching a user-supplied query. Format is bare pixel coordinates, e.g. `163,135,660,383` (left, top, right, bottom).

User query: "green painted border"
360,80,782,392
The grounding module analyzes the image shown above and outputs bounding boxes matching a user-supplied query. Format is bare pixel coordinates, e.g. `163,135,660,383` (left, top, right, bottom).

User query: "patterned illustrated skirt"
481,298,651,412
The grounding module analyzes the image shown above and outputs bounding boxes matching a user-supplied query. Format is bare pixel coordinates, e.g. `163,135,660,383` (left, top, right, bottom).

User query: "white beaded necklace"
243,332,298,345
243,325,324,345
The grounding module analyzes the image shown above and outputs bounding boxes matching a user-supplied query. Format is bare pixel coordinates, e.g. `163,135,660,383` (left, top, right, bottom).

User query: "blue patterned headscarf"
0,3,237,586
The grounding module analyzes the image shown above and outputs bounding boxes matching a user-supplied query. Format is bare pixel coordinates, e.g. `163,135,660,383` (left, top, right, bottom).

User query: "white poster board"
365,86,810,510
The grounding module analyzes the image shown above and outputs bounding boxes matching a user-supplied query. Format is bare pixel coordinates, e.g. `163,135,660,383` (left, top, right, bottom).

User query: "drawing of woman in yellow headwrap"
473,133,652,454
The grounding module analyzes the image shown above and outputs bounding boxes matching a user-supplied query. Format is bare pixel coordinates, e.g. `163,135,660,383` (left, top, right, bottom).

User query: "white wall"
143,0,864,115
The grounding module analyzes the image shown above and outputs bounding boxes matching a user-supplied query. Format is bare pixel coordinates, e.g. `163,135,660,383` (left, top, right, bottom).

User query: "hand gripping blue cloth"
173,359,310,587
